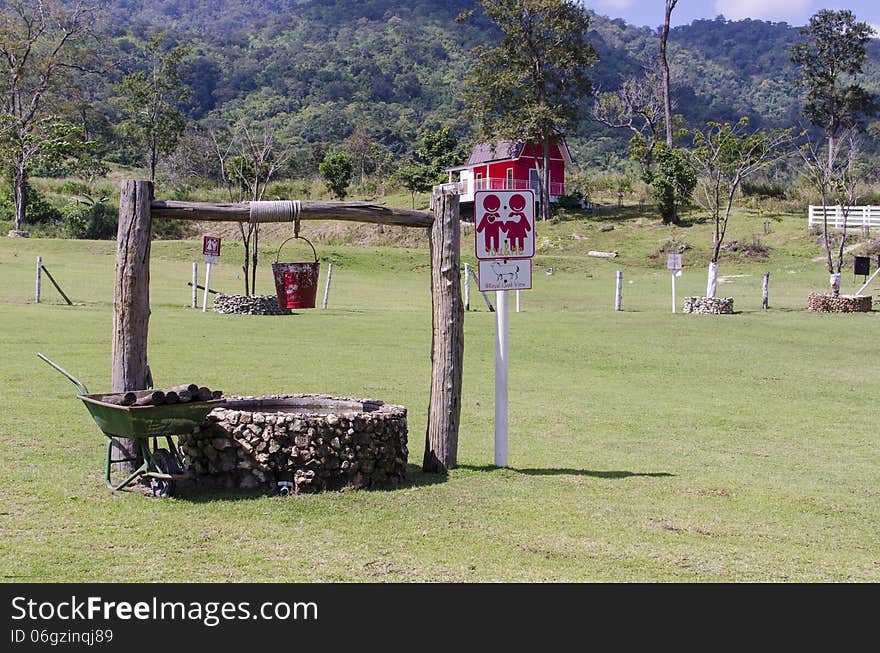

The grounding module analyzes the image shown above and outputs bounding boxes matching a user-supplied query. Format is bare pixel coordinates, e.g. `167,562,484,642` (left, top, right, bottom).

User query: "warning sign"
474,190,535,260
203,236,221,265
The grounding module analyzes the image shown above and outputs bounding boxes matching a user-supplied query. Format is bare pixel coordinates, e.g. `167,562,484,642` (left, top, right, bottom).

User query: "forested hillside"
23,1,880,178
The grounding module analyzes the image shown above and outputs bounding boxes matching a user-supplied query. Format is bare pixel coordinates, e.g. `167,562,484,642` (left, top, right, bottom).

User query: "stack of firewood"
104,384,223,406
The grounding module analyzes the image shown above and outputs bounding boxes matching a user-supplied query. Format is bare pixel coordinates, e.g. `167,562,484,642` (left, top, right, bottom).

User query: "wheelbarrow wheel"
150,449,180,498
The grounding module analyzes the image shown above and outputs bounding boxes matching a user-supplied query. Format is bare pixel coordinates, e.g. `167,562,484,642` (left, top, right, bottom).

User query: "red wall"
470,142,565,188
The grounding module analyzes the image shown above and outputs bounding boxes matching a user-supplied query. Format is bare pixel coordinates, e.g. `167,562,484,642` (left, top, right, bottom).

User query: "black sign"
854,256,870,277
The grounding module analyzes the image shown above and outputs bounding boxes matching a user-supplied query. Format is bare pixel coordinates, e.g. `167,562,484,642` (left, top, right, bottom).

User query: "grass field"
1,209,878,582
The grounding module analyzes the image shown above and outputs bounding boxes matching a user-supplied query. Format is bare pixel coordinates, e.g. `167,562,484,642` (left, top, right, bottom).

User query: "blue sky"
582,1,880,32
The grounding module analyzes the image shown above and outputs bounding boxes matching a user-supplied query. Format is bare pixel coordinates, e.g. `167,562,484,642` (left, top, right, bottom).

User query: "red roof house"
447,139,574,208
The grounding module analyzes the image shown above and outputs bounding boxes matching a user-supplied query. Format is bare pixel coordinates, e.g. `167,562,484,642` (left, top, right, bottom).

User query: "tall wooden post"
111,180,153,466
423,189,464,474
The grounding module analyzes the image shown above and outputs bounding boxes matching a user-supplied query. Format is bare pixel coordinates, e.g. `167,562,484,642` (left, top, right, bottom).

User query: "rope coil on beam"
248,200,302,224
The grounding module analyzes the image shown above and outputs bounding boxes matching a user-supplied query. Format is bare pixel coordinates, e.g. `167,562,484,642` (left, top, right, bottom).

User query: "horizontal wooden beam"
150,200,434,228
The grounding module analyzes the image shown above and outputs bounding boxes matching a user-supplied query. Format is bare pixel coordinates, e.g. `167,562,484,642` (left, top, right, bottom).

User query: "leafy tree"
691,118,795,298
114,36,191,183
395,160,433,208
0,0,93,232
319,150,354,199
461,0,597,221
790,10,878,165
416,127,464,183
791,10,878,295
636,140,695,226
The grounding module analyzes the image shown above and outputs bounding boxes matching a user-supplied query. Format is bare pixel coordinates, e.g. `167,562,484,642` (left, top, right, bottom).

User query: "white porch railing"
459,177,568,198
808,205,880,229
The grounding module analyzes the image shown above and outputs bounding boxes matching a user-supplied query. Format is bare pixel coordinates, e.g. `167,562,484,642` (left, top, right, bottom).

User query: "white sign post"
474,189,535,468
202,236,221,313
667,253,682,313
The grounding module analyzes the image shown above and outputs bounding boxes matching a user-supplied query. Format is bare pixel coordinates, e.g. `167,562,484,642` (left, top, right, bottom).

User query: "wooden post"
35,256,42,303
516,289,521,313
322,262,334,310
191,262,198,308
112,180,153,467
463,262,471,311
423,189,464,474
762,272,770,310
615,270,623,311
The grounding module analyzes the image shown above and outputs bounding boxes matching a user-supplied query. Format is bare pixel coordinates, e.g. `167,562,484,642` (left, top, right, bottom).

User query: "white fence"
808,205,880,229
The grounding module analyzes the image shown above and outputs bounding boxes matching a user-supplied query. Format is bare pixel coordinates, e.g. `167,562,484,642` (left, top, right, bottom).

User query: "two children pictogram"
475,192,533,257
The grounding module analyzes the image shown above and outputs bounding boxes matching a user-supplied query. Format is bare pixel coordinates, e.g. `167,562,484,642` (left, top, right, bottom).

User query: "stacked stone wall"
682,297,735,314
180,395,408,493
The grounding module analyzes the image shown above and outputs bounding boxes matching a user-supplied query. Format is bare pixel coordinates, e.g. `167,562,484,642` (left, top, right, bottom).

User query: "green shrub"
742,180,787,199
556,192,585,210
0,183,62,224
60,200,117,239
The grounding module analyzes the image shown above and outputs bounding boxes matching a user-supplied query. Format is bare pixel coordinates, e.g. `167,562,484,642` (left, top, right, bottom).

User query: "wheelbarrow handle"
36,353,90,395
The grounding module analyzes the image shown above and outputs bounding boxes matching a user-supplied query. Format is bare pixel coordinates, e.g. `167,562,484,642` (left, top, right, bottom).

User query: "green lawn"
1,216,878,582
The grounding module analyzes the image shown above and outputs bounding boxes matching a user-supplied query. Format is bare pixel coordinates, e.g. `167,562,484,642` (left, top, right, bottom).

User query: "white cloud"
714,0,811,23
595,0,636,11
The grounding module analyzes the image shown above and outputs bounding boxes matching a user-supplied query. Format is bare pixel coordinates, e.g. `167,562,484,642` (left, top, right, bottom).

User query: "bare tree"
0,0,92,231
691,119,795,298
799,129,861,294
592,67,665,169
660,0,677,148
210,122,291,295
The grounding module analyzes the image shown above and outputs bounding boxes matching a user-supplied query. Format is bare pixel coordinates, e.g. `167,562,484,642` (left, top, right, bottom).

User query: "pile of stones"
179,395,408,493
807,293,872,313
212,294,291,315
682,297,735,314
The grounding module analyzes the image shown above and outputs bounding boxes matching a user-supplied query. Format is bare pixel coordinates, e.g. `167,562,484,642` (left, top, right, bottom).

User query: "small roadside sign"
478,259,532,292
203,236,221,265
667,253,682,272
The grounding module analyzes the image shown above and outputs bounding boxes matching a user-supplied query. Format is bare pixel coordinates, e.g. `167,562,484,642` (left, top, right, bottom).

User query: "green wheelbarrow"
38,353,224,497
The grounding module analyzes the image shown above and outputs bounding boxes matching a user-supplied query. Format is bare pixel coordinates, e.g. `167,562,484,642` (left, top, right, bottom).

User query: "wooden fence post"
111,179,153,467
615,270,623,311
35,256,42,303
423,188,463,474
191,262,198,308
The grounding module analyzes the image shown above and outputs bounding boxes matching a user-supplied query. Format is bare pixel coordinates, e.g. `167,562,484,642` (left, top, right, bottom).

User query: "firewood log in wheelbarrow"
37,353,224,497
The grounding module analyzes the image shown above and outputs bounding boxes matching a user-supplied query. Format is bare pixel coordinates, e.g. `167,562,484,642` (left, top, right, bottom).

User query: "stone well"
682,296,735,314
212,294,291,315
179,395,408,493
807,293,872,313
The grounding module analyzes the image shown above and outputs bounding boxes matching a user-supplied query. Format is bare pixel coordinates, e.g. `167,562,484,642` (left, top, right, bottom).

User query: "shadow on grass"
457,464,674,479
164,463,447,502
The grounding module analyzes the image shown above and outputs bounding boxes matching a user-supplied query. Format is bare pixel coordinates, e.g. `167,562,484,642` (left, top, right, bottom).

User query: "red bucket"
271,236,320,309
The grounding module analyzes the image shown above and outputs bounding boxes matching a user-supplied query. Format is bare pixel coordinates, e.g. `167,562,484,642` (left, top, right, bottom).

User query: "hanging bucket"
271,236,320,309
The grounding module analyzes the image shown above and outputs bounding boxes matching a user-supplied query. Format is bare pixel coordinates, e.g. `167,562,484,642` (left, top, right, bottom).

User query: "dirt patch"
720,238,770,260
